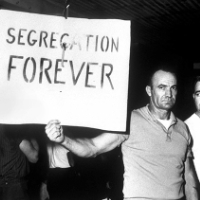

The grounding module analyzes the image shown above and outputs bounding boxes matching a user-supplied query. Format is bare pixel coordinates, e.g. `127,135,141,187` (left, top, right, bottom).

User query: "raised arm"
185,156,200,200
19,138,39,163
45,120,128,158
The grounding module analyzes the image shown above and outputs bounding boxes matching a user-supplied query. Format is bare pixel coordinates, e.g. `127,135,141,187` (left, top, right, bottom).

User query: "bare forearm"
61,136,99,158
26,147,39,163
45,120,127,158
20,139,39,163
61,133,127,158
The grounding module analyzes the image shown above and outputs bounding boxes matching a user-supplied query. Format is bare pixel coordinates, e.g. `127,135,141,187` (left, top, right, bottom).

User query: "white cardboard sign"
0,10,131,131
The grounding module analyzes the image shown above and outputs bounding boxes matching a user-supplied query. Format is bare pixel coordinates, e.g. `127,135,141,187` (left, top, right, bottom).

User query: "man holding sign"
45,63,199,200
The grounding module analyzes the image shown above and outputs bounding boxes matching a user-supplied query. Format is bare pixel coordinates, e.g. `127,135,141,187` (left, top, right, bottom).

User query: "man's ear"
146,85,151,97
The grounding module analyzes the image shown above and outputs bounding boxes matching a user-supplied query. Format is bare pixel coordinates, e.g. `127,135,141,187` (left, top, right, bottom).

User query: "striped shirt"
0,125,29,185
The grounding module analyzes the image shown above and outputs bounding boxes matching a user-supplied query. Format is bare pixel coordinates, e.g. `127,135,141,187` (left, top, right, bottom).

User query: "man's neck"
195,111,200,118
148,104,171,120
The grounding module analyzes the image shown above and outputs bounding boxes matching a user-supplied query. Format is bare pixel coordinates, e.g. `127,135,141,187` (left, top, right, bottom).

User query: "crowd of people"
1,61,200,200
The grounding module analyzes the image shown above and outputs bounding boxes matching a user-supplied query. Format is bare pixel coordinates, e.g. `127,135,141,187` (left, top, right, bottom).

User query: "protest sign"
0,9,130,131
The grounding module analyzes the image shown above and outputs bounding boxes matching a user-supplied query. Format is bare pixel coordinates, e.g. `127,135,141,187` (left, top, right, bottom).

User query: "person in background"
40,141,77,200
45,64,199,200
185,76,200,184
40,130,123,200
0,125,39,200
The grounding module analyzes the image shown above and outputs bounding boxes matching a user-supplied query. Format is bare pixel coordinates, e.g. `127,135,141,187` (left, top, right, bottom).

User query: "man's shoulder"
130,106,148,123
174,116,192,141
131,106,146,115
176,117,187,128
185,113,198,124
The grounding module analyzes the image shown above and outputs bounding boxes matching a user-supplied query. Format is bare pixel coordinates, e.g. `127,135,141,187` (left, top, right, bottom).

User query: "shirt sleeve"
50,144,71,168
186,130,194,159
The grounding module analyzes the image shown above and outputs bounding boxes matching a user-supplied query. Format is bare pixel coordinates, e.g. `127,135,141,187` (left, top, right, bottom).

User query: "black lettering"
60,33,70,49
101,36,109,52
95,35,99,52
70,40,81,51
70,61,85,85
23,57,36,83
39,58,52,83
101,63,114,89
18,29,27,45
111,37,119,52
86,35,93,51
28,30,37,46
39,31,48,47
54,59,66,84
50,32,57,48
8,55,23,80
6,28,15,44
85,63,97,88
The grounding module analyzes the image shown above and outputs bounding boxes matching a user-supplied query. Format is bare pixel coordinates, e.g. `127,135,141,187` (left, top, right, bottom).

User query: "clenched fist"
45,120,64,143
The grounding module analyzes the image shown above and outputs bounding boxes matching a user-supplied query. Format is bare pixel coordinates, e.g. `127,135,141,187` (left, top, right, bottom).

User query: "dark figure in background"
185,76,200,187
45,63,199,200
40,129,123,200
0,125,39,200
71,146,123,200
40,141,77,200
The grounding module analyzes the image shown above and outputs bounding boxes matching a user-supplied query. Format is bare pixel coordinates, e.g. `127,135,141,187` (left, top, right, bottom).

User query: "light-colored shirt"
48,143,71,168
185,113,200,180
122,105,192,200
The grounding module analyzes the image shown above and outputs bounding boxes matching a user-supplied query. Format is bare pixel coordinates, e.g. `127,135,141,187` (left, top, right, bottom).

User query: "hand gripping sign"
0,10,131,132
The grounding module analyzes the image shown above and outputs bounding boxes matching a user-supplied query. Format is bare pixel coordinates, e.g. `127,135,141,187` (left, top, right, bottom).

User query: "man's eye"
171,86,177,91
158,86,164,89
195,92,200,97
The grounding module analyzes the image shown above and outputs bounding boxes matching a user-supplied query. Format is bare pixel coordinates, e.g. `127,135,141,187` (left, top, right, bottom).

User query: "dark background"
1,0,200,118
1,1,200,199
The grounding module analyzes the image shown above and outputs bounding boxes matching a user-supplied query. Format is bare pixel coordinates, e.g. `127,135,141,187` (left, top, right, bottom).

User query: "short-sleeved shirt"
48,143,71,168
122,105,192,200
185,113,200,180
0,125,29,184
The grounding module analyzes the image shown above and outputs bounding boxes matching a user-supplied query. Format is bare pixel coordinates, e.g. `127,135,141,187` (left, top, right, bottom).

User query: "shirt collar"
145,104,177,125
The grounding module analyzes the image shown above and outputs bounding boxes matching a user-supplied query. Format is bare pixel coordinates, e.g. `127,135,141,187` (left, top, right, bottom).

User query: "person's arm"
40,182,50,200
19,138,39,163
45,120,128,158
185,156,200,200
61,131,127,158
39,142,52,200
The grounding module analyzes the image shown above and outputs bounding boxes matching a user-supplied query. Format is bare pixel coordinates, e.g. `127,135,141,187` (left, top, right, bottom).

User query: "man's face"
193,81,200,111
147,70,178,111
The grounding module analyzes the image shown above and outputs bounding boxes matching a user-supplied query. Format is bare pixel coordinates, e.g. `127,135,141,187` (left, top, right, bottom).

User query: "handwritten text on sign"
0,10,131,131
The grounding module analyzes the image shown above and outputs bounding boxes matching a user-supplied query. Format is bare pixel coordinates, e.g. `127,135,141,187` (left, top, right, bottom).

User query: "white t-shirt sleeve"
48,144,71,168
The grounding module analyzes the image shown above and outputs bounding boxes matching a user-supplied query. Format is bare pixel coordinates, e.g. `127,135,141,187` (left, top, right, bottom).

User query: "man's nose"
165,88,172,97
